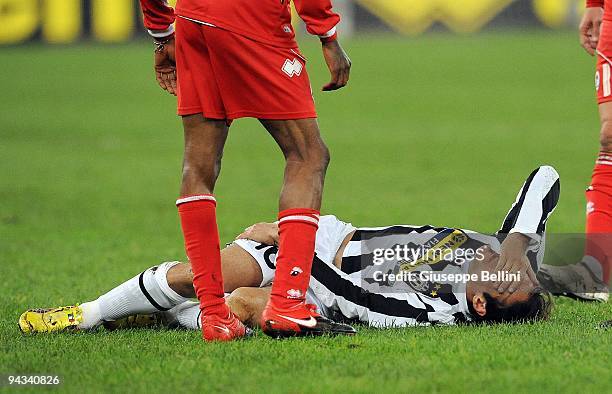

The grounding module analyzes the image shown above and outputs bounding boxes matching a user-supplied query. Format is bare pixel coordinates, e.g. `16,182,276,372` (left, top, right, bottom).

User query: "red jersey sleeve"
140,0,176,38
293,0,341,42
587,0,604,7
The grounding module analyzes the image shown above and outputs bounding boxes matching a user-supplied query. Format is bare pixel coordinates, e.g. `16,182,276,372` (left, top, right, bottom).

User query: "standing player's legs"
196,25,354,336
173,18,248,340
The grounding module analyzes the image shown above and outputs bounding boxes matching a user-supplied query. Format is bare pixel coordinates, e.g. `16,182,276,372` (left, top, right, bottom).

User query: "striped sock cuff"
278,208,320,227
176,194,216,206
596,151,612,166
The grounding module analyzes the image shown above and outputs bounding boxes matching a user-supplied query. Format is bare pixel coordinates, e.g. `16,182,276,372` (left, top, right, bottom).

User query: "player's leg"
258,119,341,337
539,45,612,302
227,287,271,328
583,101,612,286
585,24,612,287
167,244,264,298
177,114,229,316
98,246,269,332
18,261,189,333
261,119,329,208
173,18,249,341
95,245,268,332
84,244,263,330
158,288,271,331
175,115,252,341
18,243,264,334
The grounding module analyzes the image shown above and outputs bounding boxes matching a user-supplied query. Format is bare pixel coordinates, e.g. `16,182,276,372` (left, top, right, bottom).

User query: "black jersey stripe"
536,179,560,234
352,225,446,241
340,253,364,275
311,256,430,322
138,271,170,312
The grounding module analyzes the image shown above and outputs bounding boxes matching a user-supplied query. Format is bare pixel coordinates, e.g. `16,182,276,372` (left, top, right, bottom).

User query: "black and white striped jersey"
236,166,560,328
308,223,492,327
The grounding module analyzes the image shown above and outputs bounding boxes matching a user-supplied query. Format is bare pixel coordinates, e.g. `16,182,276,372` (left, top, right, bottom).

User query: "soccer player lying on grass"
21,166,569,334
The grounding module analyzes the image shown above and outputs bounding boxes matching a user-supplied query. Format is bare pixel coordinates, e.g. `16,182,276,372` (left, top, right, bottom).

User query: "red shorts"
597,21,612,104
175,17,317,120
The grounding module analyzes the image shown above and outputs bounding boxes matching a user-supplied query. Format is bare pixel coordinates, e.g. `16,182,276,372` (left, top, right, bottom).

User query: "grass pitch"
1,31,611,393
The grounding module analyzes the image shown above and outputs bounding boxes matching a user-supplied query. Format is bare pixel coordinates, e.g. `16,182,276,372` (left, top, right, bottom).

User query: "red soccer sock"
269,208,320,310
177,195,229,317
585,152,612,284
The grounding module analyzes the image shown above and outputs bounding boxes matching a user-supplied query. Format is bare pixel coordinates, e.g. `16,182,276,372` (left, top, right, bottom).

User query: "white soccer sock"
78,262,189,329
164,301,201,330
78,300,102,329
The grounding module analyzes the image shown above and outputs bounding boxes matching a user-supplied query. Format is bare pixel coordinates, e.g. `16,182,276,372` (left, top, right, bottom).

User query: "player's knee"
600,121,612,151
166,263,194,298
308,142,331,172
181,156,222,191
317,142,331,173
285,141,329,174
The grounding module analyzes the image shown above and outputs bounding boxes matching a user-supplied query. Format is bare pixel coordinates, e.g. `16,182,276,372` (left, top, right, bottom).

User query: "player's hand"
236,222,279,246
154,37,177,95
580,7,604,56
322,40,351,91
494,233,538,293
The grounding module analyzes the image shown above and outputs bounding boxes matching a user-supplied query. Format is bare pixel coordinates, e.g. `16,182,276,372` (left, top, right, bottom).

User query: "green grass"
1,31,611,393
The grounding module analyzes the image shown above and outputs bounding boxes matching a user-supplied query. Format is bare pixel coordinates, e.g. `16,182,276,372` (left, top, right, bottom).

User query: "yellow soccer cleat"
18,306,83,334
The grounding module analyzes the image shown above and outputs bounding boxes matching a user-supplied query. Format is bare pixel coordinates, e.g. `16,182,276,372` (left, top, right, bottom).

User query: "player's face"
470,246,535,307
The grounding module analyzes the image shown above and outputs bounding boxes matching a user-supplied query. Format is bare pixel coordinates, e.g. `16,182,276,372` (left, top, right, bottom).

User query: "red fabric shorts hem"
177,108,317,120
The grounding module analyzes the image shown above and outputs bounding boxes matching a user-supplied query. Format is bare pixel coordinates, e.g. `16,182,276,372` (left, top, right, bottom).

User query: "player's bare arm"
236,222,280,245
322,40,352,91
580,5,604,55
138,1,177,94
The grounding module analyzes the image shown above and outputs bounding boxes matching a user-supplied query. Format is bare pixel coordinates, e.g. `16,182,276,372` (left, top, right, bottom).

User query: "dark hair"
470,287,553,324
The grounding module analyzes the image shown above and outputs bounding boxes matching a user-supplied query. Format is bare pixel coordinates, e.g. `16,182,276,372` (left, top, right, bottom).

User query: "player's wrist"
586,0,604,8
501,232,531,256
153,35,175,53
319,26,338,43
320,33,338,43
153,33,174,43
148,25,176,42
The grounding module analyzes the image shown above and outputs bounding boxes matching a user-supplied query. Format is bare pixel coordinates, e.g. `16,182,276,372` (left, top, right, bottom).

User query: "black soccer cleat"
261,303,357,338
